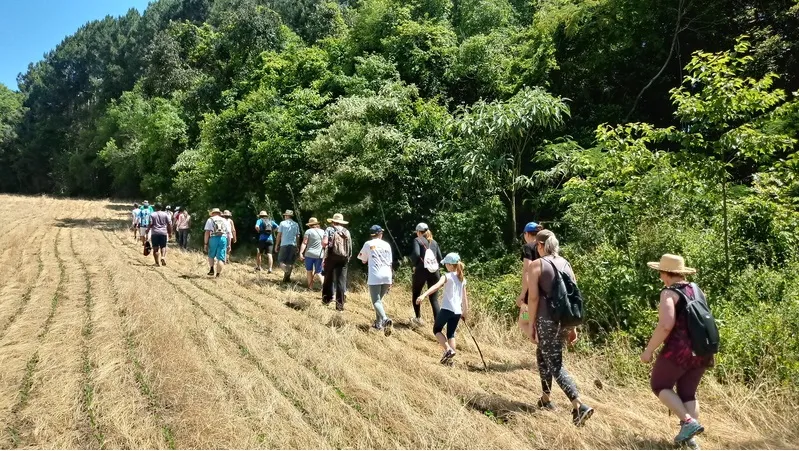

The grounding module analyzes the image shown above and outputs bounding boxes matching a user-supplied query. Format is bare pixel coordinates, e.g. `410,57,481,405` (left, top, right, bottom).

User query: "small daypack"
143,240,152,256
668,283,720,357
259,219,273,236
210,216,227,237
544,258,583,327
418,239,439,273
330,226,351,257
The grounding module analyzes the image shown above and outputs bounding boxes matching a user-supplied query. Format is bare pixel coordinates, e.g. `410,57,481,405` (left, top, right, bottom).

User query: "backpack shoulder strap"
417,237,428,250
543,257,561,281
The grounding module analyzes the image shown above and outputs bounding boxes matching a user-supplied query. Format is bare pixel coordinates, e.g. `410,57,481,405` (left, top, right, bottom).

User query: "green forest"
1,0,798,387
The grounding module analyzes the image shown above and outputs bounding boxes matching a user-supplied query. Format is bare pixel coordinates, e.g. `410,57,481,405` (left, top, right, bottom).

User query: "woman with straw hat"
642,254,713,448
255,211,278,273
300,217,326,290
321,213,352,311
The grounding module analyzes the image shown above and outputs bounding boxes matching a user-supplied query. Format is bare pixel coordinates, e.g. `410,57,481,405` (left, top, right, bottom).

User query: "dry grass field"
0,194,797,449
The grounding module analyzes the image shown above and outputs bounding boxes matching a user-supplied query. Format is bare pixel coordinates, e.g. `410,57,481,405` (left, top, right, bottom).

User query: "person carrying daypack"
409,223,444,327
518,221,544,341
642,254,717,448
255,211,278,273
204,208,230,277
321,213,351,311
521,230,594,427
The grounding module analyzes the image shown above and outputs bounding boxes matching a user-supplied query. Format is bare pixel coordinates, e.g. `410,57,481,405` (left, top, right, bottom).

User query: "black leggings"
412,269,441,319
322,255,348,306
433,309,461,339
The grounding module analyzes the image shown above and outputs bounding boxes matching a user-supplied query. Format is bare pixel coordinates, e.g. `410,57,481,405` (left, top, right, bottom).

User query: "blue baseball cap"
441,253,461,265
523,222,541,234
370,225,383,235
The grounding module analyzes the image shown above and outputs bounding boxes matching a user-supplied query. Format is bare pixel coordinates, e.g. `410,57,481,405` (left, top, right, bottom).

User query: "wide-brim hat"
210,208,221,215
258,211,268,217
283,210,294,217
306,217,320,226
327,213,349,225
223,210,232,217
647,254,696,274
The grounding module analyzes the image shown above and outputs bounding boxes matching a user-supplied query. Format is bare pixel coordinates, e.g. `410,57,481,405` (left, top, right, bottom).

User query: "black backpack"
544,258,584,327
668,283,720,357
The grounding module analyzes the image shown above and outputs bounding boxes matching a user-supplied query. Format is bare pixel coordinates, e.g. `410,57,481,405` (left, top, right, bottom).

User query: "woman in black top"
517,221,543,341
409,222,443,326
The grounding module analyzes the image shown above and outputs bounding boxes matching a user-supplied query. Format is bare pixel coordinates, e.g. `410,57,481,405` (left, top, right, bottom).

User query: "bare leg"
267,253,274,272
316,273,324,288
256,251,262,268
658,390,692,421
216,261,225,275
435,332,451,351
306,270,314,289
161,244,168,261
153,247,161,265
448,338,457,352
684,400,698,419
208,257,215,273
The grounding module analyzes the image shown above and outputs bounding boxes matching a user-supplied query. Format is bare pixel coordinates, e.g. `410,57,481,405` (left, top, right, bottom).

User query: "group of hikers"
128,202,717,448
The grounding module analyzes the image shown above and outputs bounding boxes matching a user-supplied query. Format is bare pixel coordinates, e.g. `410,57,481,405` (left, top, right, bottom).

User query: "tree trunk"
511,188,517,244
722,174,730,287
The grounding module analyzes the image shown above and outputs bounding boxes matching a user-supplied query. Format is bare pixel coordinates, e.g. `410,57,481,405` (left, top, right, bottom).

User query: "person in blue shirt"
254,211,279,273
138,200,155,247
276,210,301,283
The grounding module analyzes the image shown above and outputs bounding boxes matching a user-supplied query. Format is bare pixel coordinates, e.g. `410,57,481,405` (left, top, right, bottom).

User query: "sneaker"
335,303,344,311
675,419,704,444
572,404,594,427
410,317,425,327
255,266,262,272
440,349,455,364
161,259,166,266
372,320,384,330
383,318,393,337
537,397,555,411
267,269,273,274
207,269,215,276
215,271,221,278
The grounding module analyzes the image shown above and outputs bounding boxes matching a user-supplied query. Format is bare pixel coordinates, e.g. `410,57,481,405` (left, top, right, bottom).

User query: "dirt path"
0,195,797,449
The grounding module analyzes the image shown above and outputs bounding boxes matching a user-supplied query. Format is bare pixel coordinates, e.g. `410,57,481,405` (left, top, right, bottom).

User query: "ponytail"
455,261,465,282
423,230,433,242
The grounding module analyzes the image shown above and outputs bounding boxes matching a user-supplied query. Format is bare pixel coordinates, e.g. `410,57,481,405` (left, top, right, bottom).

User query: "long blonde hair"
446,261,465,282
423,229,433,241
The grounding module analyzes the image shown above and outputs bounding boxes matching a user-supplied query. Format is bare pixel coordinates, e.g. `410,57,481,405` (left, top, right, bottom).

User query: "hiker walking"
222,210,237,263
321,213,351,311
131,202,140,239
255,211,278,273
416,253,469,364
138,200,154,247
276,210,301,282
175,207,191,249
409,223,443,326
518,221,544,340
520,230,594,426
147,203,172,266
204,208,230,277
357,225,394,335
300,217,325,290
642,254,716,448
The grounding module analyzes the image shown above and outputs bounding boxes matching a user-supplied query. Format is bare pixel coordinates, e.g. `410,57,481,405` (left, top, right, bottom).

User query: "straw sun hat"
306,217,320,226
327,213,349,225
647,254,696,274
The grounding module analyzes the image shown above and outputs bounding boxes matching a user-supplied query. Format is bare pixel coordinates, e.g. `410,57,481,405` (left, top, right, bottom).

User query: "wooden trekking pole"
462,321,488,371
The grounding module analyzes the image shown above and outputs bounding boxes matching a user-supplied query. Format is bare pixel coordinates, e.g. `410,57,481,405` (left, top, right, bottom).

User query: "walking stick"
462,321,488,371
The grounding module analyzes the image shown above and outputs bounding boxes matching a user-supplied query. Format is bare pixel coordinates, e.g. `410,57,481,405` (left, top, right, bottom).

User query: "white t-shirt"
441,272,466,315
224,218,234,240
131,208,140,224
357,238,393,285
204,216,230,236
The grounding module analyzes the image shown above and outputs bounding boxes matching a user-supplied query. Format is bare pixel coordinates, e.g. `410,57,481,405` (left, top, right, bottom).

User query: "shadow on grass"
465,360,532,373
55,217,129,232
464,392,539,423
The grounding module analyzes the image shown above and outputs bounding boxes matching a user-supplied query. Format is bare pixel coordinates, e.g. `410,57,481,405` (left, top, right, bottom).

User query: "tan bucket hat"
327,213,349,225
647,254,696,274
283,209,294,217
258,211,268,217
209,208,221,216
306,217,320,226
222,210,232,217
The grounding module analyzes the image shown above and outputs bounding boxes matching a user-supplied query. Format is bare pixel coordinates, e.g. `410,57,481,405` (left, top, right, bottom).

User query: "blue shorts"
208,236,228,261
304,257,323,274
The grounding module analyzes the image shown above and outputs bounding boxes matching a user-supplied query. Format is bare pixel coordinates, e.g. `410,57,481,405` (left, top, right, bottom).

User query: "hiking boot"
675,419,704,444
267,269,272,274
335,302,344,311
537,397,555,411
372,320,384,330
410,317,425,328
207,268,215,276
215,271,221,278
255,266,262,272
440,349,455,364
572,404,594,427
161,259,166,266
383,318,393,337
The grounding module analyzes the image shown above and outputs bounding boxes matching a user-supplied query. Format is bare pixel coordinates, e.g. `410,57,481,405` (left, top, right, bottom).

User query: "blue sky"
0,0,151,90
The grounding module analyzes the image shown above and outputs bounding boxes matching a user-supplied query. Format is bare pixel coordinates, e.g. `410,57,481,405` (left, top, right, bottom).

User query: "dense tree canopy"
2,0,799,383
